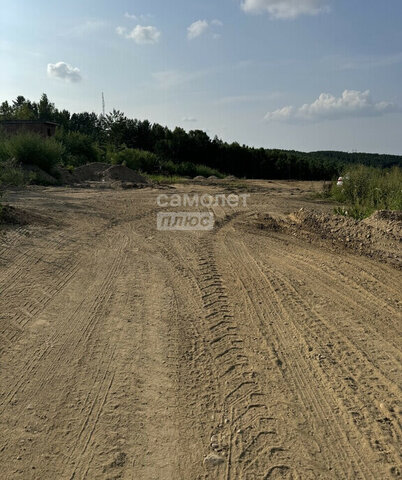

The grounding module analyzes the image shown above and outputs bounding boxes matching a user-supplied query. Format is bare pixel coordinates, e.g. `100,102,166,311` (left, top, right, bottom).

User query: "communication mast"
102,92,105,116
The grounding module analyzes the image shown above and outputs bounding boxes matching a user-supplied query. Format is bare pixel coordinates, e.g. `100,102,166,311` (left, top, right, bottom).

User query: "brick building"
0,120,58,138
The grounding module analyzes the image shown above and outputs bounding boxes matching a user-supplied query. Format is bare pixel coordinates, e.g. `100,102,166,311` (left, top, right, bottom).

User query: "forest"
1,94,401,180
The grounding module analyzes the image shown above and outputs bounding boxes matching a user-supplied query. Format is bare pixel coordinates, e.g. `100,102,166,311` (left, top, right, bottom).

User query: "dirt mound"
54,166,76,185
285,209,401,268
251,209,401,268
102,165,149,184
73,163,110,182
0,205,50,226
363,210,402,238
253,213,282,231
67,163,150,187
21,164,58,185
368,210,402,222
193,175,205,181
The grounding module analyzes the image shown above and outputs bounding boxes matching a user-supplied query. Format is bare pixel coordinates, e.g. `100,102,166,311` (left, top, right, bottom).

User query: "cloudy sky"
1,0,402,154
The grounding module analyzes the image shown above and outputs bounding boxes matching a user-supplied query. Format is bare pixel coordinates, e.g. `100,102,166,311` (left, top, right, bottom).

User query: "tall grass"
331,165,402,219
1,133,64,172
0,159,26,186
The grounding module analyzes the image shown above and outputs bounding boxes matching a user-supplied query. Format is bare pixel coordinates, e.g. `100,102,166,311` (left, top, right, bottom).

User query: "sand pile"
68,163,149,187
102,165,149,184
54,167,76,185
0,205,50,226
73,163,110,182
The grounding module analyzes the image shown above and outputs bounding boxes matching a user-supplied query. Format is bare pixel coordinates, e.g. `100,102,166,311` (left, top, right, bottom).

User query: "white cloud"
264,90,399,122
187,20,209,39
241,0,329,19
182,116,197,122
124,12,138,20
116,26,127,36
211,19,224,27
187,19,223,40
124,12,153,22
47,62,82,82
117,24,161,44
265,105,295,121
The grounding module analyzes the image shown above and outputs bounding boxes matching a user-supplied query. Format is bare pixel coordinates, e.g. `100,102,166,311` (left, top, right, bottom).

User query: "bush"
108,148,160,173
6,133,64,172
331,165,402,219
193,164,223,178
58,131,100,167
0,140,9,163
0,159,26,186
160,160,223,178
160,160,179,175
105,146,225,178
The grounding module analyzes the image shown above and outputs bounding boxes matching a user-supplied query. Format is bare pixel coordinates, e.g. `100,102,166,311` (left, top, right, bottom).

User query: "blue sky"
1,0,402,153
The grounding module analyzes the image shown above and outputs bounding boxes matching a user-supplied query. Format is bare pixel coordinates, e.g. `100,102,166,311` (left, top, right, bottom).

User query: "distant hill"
305,151,402,168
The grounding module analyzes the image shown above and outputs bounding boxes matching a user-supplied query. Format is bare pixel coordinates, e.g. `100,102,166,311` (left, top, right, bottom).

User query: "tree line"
1,94,401,180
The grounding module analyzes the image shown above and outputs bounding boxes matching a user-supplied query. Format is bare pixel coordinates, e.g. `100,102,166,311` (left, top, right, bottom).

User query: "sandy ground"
0,180,401,479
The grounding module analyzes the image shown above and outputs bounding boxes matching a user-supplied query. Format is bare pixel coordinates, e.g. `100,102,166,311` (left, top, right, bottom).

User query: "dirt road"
0,181,401,479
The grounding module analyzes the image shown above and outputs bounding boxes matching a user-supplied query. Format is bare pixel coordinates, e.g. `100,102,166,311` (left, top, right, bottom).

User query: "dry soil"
0,180,401,479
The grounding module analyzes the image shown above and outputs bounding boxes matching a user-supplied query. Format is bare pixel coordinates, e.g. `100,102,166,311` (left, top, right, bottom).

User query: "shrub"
109,148,160,173
0,159,26,186
58,131,100,167
160,160,223,178
193,164,223,178
160,160,179,175
6,133,64,172
0,140,9,163
331,165,402,219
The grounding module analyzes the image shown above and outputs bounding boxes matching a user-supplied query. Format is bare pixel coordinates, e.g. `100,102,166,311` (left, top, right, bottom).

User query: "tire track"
222,228,400,479
194,218,311,479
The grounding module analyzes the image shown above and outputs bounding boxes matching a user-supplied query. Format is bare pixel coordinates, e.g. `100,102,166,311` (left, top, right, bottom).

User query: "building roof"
0,120,59,126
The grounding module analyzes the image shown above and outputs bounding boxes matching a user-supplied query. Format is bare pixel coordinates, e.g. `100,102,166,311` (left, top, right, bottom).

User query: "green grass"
329,165,402,219
145,174,189,184
0,159,27,187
